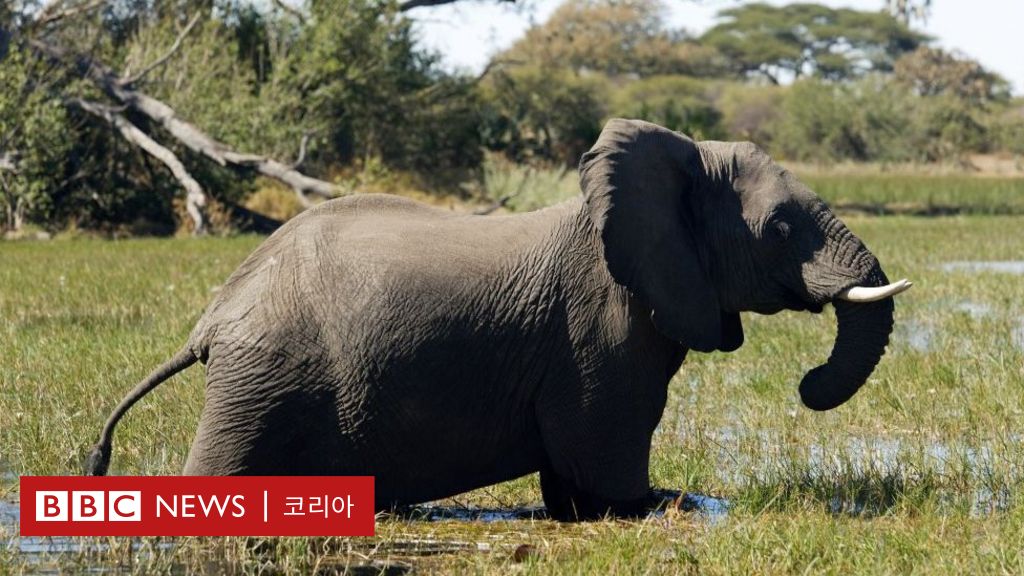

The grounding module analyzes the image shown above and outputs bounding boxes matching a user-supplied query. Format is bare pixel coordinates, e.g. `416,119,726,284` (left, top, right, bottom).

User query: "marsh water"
940,261,1024,275
886,260,1024,353
1,430,1009,570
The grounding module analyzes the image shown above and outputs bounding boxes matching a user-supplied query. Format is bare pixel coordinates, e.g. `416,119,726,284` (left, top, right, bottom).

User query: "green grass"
799,173,1024,215
477,160,1024,217
2,213,1024,574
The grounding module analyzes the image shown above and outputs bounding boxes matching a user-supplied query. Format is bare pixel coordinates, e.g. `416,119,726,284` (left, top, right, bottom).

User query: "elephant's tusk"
837,279,913,303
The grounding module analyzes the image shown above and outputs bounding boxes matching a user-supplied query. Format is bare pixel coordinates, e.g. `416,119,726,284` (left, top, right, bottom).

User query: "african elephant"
87,119,910,521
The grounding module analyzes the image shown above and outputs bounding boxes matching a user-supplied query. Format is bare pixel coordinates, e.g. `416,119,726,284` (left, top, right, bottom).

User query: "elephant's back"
188,193,579,360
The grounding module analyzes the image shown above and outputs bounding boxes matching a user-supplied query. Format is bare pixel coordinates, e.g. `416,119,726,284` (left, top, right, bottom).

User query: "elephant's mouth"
746,287,823,315
788,289,824,314
773,284,825,314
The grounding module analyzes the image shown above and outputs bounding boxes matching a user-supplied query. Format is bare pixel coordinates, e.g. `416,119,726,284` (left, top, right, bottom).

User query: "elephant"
86,118,911,521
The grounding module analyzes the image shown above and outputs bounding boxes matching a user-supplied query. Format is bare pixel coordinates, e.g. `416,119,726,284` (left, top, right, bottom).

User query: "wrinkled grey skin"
87,119,896,521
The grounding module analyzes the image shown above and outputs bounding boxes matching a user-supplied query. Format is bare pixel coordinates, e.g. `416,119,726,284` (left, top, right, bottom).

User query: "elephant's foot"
539,465,647,521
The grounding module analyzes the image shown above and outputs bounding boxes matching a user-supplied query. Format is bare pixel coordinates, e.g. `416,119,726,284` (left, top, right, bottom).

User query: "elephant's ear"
580,118,742,353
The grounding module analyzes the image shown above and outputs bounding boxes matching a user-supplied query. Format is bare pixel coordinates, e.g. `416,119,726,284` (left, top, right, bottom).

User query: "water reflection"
940,261,1024,275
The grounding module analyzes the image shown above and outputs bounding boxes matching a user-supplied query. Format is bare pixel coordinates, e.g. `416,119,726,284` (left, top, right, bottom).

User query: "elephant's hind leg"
183,412,246,475
183,344,340,476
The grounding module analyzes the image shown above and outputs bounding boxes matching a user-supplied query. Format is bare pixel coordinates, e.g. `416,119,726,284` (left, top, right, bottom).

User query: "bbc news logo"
36,490,141,522
21,476,374,536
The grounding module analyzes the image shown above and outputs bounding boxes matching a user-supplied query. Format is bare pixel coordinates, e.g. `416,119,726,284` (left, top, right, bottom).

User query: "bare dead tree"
398,0,516,11
31,38,339,208
292,130,317,169
69,98,209,235
14,0,526,234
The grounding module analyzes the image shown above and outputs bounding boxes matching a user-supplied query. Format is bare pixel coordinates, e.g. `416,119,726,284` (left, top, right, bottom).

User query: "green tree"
501,0,726,78
480,65,608,165
272,0,482,178
701,3,926,84
894,46,1010,104
716,83,784,146
609,76,724,140
770,77,917,162
0,47,71,233
989,102,1024,155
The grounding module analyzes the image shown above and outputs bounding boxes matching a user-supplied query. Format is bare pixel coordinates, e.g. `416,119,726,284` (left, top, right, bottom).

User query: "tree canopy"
894,45,1011,104
700,3,927,83
501,0,725,78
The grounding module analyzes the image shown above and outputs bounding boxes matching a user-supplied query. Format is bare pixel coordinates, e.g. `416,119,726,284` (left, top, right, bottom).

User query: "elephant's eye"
770,220,791,243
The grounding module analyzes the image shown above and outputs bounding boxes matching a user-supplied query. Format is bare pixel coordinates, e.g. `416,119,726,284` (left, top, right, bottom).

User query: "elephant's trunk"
798,265,895,411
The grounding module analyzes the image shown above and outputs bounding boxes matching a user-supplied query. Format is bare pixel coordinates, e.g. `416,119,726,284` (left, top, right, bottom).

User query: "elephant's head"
579,118,910,411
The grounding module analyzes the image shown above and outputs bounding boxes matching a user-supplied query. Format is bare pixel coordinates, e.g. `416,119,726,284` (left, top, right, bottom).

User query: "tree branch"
32,39,339,205
68,97,209,235
32,0,106,29
292,130,315,169
121,12,202,86
399,0,516,12
0,152,19,173
475,57,521,82
272,0,307,23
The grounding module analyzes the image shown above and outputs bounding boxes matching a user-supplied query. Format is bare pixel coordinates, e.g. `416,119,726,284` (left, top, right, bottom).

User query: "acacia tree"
887,0,931,24
701,3,926,84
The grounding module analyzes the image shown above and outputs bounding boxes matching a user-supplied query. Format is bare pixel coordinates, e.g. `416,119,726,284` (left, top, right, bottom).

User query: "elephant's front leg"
536,383,662,521
539,461,648,521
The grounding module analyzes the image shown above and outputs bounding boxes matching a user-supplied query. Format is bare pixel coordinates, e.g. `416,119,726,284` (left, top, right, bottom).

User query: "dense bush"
771,77,916,162
989,105,1024,155
0,48,72,232
609,76,725,140
715,83,784,147
480,66,609,166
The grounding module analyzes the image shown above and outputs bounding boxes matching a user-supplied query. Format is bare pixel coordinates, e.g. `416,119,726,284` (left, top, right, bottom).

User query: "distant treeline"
2,0,1022,234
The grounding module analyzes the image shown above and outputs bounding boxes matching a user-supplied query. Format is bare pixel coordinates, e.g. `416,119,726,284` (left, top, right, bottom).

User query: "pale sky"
409,0,1024,95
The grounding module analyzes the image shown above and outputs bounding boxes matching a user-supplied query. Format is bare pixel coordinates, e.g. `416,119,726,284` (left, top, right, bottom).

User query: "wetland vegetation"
2,187,1023,572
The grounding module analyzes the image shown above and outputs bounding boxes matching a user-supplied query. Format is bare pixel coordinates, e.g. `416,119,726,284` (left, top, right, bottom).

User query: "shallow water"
953,300,992,319
0,426,1015,569
673,492,731,520
401,504,547,522
403,491,730,523
1013,319,1024,351
684,426,1019,517
892,295,1022,352
0,490,728,571
940,261,1024,275
895,319,936,352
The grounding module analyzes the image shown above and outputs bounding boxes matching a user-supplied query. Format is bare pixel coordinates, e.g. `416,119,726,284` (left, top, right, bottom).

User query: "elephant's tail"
85,348,198,476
